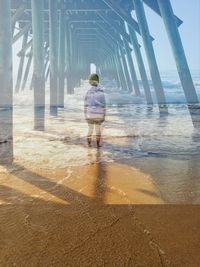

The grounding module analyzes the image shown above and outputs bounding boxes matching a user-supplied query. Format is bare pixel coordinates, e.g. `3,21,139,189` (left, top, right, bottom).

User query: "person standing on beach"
84,74,106,148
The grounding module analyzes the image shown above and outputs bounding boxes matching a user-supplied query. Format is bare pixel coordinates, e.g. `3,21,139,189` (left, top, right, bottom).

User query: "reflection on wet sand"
129,156,200,204
0,144,163,207
34,106,45,131
50,106,58,117
88,150,107,203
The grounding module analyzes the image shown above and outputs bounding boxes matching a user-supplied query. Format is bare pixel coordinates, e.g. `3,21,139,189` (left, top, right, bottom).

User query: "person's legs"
95,123,101,147
87,122,94,146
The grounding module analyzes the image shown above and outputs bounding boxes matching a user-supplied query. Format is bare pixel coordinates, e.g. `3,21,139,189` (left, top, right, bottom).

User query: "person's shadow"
87,149,107,204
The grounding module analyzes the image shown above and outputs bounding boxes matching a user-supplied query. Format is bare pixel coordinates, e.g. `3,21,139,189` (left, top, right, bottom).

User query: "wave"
12,72,200,106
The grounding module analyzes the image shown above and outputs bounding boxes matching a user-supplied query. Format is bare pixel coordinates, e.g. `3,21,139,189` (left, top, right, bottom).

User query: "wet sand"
0,152,200,266
0,105,200,266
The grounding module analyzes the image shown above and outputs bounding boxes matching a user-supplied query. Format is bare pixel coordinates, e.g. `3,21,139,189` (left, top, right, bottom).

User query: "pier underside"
0,1,200,266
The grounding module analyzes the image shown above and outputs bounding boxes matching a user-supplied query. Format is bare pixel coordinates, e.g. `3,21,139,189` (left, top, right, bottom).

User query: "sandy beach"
0,89,200,266
0,164,199,266
0,125,200,266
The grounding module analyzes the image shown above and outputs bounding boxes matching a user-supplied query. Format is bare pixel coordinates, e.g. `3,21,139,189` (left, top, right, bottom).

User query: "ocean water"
1,70,200,203
11,70,200,160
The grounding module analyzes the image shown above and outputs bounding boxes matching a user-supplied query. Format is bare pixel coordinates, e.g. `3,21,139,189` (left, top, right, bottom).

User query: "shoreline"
0,160,200,266
0,105,200,265
0,157,164,205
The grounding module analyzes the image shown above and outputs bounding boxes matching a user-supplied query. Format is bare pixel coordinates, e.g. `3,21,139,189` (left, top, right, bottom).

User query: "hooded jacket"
84,86,106,119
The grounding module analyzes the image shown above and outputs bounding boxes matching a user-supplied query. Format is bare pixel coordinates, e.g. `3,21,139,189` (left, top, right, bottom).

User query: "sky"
139,0,200,71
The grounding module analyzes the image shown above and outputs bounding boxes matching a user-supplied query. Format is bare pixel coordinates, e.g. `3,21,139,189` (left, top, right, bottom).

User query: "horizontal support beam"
11,4,26,26
97,12,133,46
11,0,109,10
101,0,154,41
72,23,126,48
143,0,183,27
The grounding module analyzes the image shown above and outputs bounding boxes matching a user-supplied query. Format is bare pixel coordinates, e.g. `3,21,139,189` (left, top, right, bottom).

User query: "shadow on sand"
0,149,200,266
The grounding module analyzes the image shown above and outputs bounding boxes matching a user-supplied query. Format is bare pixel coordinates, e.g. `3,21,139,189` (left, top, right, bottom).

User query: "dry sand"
0,151,200,266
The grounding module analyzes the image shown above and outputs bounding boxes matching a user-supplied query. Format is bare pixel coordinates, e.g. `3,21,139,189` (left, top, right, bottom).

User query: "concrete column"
112,54,122,88
49,0,58,115
45,64,50,81
44,56,49,81
128,25,153,104
22,48,32,91
111,55,120,87
106,57,113,80
133,0,166,105
113,56,122,88
69,26,75,92
110,56,118,81
44,45,49,78
157,0,198,104
15,32,28,93
117,51,127,91
0,0,13,163
65,19,72,94
58,8,65,107
115,48,127,91
31,0,45,130
72,34,79,87
123,38,140,96
119,45,132,92
11,4,26,36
